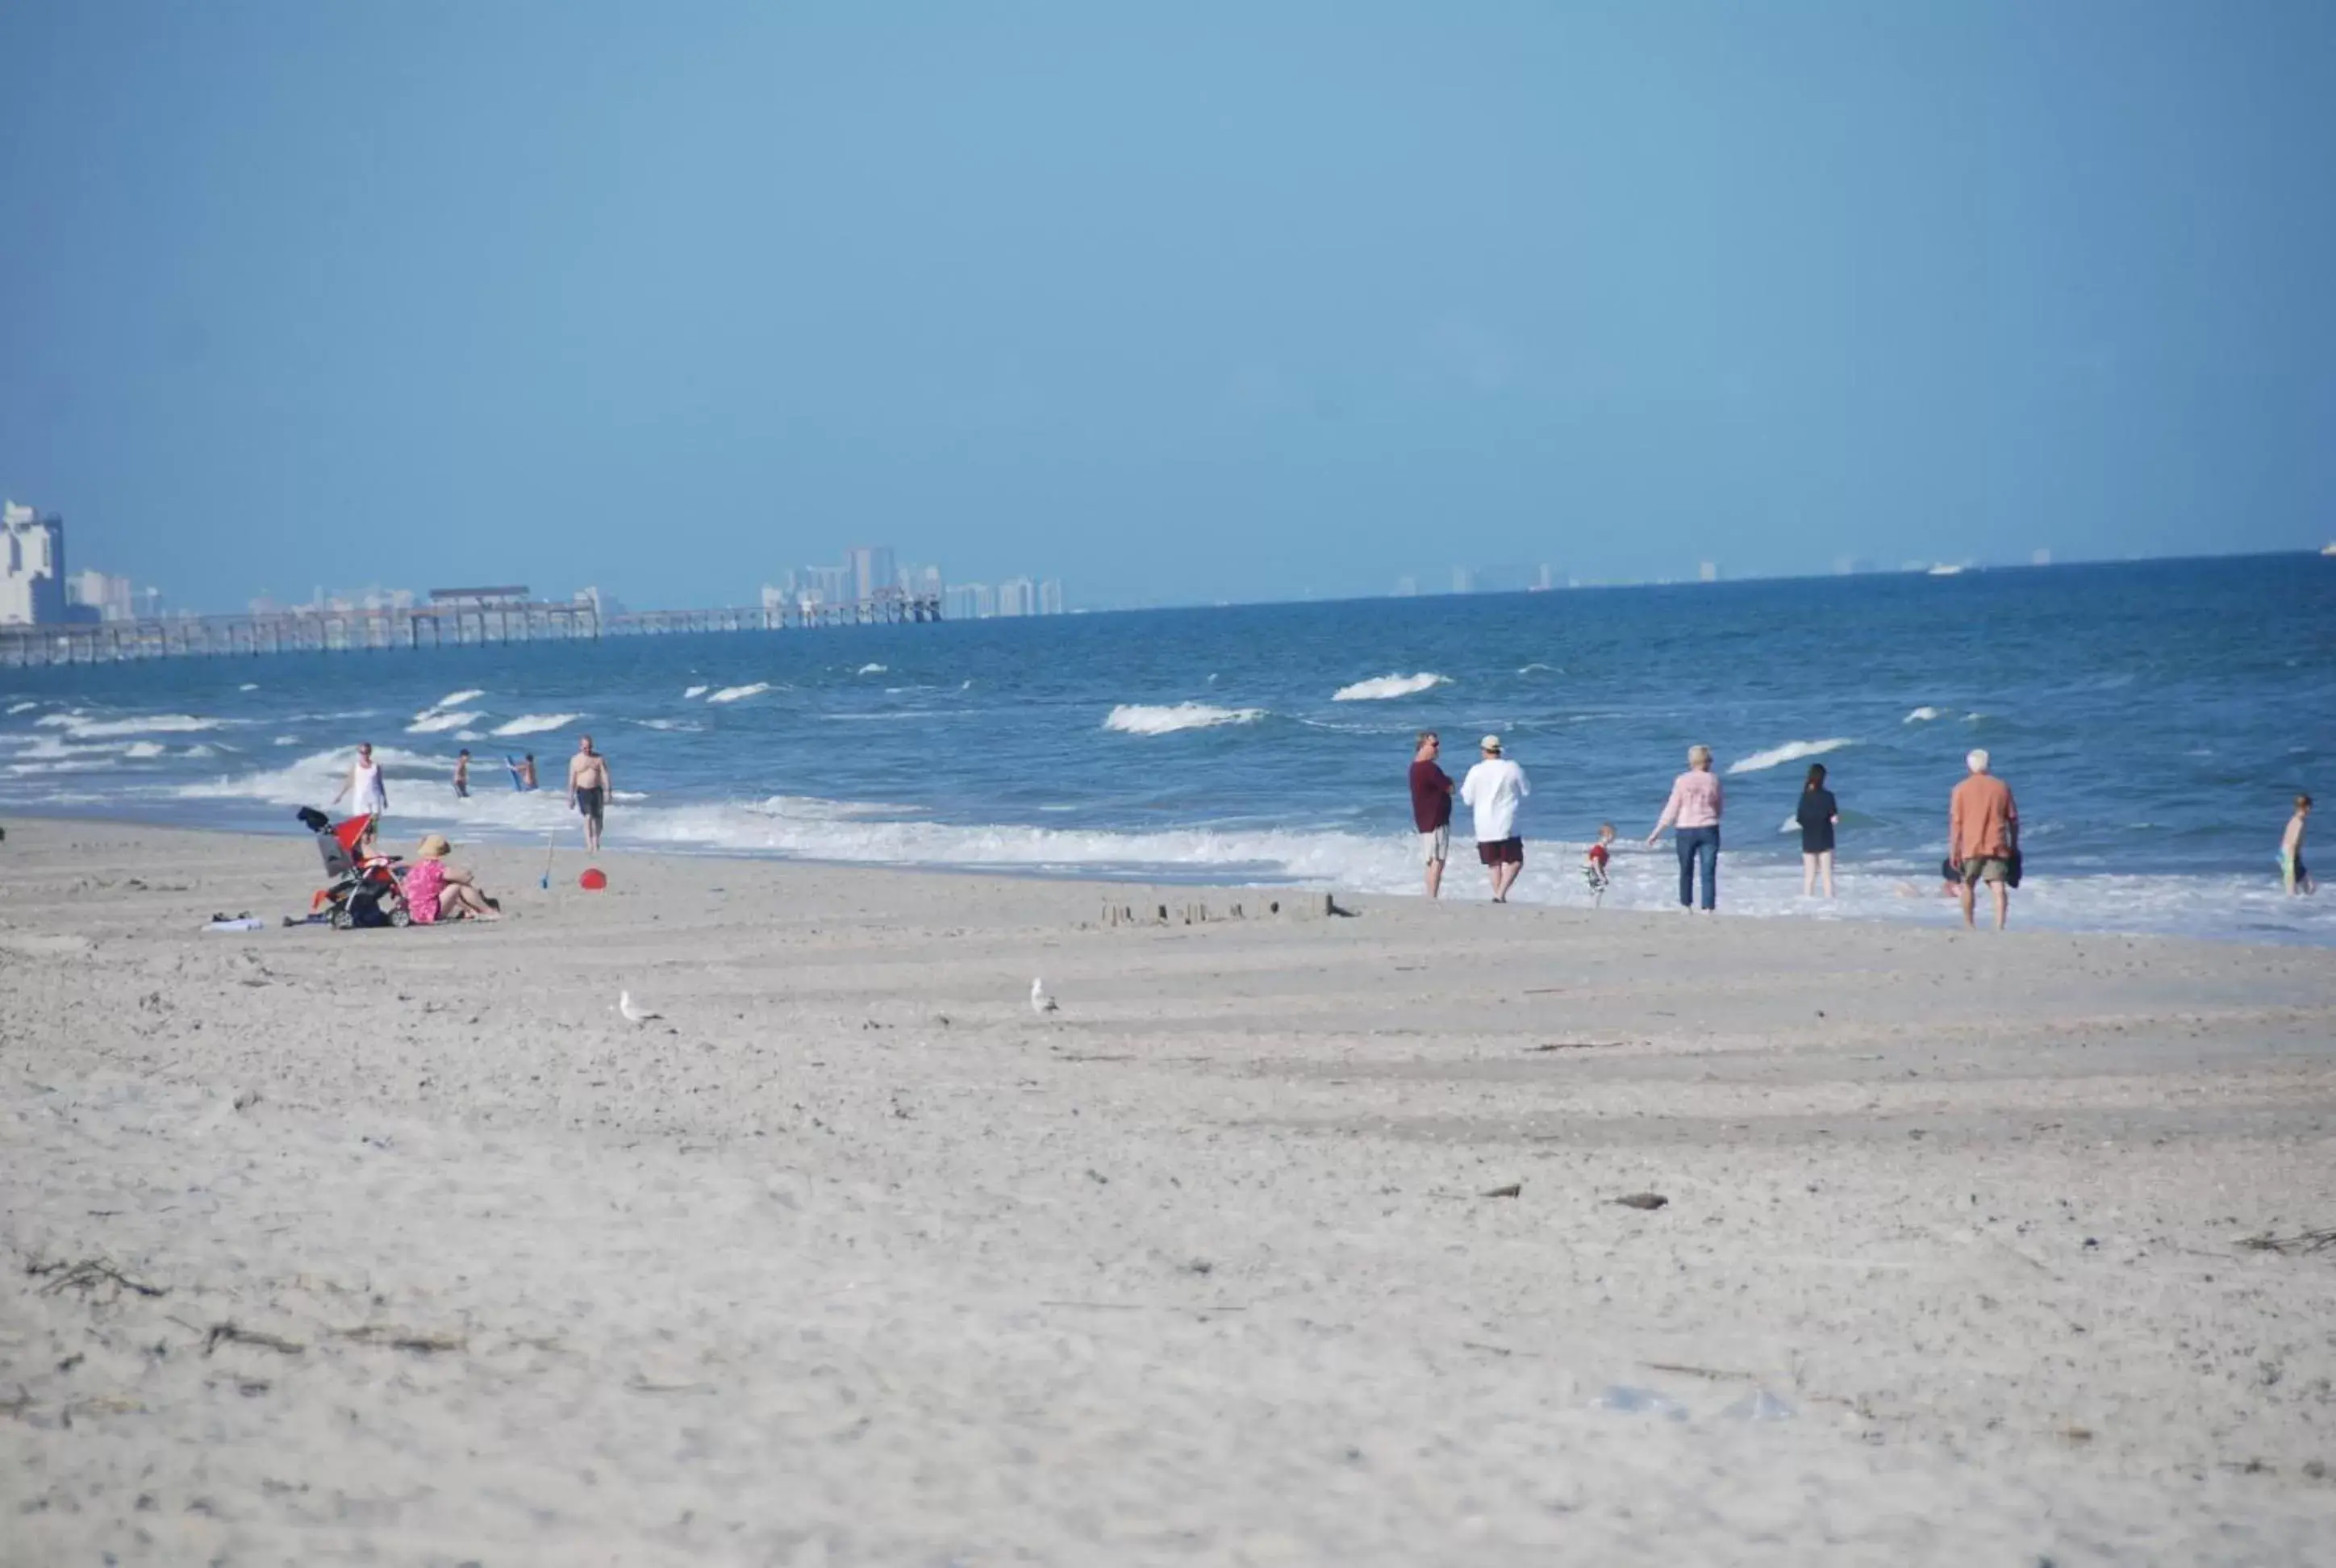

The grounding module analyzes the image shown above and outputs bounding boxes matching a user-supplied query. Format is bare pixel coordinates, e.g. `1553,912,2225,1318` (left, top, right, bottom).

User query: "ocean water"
4,555,2331,944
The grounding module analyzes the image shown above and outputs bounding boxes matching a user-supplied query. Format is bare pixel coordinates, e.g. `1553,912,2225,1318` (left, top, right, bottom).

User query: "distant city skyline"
0,484,2283,629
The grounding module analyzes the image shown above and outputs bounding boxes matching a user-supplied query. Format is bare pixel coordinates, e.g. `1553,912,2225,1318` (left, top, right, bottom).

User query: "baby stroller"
298,807,411,928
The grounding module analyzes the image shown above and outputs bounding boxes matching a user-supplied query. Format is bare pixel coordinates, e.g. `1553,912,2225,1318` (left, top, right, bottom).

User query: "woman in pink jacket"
1646,744,1725,912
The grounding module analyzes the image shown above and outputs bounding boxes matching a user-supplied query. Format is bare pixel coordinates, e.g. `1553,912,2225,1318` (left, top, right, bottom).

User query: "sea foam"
35,712,227,740
1904,707,1947,723
1729,738,1853,774
705,683,770,704
4,701,36,715
1103,703,1266,736
491,712,582,736
1332,673,1450,702
683,685,710,699
436,689,486,708
855,663,888,675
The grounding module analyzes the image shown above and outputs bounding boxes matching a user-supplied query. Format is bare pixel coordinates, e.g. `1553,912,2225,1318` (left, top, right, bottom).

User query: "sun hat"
418,833,452,859
1480,735,1503,753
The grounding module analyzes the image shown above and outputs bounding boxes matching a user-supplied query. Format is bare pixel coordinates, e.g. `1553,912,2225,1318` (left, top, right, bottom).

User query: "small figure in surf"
1584,823,1615,905
1949,749,2019,931
453,749,470,800
568,735,611,853
331,742,389,820
1408,731,1455,899
2282,794,2314,895
1798,762,1839,899
1458,735,1529,903
1648,744,1723,912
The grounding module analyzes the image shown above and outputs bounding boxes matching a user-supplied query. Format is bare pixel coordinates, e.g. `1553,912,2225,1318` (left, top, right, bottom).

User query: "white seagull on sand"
619,990,661,1024
1030,978,1058,1015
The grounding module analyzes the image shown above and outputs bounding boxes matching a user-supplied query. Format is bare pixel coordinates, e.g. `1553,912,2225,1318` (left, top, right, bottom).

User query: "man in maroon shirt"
1408,731,1456,899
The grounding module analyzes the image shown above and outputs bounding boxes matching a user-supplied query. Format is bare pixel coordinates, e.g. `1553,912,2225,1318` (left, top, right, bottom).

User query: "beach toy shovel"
540,832,557,890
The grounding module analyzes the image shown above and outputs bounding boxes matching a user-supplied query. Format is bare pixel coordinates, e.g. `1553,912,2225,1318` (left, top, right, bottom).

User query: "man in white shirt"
1458,734,1530,903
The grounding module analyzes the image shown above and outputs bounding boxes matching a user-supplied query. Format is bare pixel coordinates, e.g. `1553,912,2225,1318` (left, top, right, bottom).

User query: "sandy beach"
4,815,2334,1565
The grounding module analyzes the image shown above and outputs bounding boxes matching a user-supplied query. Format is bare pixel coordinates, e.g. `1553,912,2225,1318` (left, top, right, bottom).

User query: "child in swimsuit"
1583,823,1616,904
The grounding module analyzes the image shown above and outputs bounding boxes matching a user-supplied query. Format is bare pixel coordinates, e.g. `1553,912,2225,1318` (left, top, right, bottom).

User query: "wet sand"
4,815,2334,1564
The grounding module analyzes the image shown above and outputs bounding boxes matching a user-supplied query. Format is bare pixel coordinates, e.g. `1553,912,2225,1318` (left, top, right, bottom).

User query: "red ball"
578,867,608,891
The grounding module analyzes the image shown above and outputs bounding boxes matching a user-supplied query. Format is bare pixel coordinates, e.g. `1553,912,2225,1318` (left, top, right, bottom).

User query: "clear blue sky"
4,1,2331,611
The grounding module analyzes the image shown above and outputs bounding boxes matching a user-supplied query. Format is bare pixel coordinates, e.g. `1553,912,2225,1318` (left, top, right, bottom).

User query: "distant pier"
0,589,943,668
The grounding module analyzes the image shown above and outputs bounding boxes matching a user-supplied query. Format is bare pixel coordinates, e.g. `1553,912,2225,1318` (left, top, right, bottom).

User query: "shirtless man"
567,735,611,852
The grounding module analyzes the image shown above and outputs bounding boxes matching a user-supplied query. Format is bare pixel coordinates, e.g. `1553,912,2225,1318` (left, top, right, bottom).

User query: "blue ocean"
5,555,2330,943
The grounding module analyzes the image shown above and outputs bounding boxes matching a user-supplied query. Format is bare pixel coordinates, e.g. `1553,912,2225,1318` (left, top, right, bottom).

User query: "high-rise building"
849,544,899,603
1394,575,1418,598
67,569,133,622
944,582,995,620
1450,565,1475,594
996,578,1036,617
1037,578,1064,615
1699,561,1721,583
800,563,850,605
1,501,67,625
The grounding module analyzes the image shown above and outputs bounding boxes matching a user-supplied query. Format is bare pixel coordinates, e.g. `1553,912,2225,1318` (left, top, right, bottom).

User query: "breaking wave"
490,712,582,736
855,663,888,674
1729,739,1853,775
683,685,709,699
705,683,770,704
436,689,486,708
1103,703,1267,736
1332,673,1450,702
1904,707,1947,723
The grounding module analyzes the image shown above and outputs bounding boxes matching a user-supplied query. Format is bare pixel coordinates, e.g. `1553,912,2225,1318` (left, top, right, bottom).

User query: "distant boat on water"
1926,563,1967,577
2322,542,2336,557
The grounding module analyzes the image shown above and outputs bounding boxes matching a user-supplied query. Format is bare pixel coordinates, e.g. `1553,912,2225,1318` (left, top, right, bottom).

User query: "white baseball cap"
1480,735,1503,753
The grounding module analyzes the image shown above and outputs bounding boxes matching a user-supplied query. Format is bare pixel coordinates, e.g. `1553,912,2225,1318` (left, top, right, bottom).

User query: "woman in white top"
332,742,390,820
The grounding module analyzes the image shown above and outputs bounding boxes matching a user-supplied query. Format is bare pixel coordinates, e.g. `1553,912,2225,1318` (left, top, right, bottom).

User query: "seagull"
1030,978,1058,1015
619,990,661,1024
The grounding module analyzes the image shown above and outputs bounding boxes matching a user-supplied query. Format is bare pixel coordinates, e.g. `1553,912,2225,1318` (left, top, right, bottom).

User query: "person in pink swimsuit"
407,835,499,923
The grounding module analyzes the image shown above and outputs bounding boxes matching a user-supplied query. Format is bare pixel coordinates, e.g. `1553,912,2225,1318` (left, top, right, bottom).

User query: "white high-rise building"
1037,578,1064,615
68,569,133,621
1,501,68,625
996,577,1036,617
944,582,995,620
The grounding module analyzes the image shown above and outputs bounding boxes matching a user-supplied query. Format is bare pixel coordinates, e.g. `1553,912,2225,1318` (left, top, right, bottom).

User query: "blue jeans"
1675,825,1719,910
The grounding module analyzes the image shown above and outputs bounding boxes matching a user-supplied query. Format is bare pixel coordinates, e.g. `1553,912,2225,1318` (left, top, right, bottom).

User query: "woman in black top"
1798,762,1839,899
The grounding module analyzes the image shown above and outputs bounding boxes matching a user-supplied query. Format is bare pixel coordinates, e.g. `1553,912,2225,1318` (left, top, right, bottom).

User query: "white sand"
3,815,2334,1564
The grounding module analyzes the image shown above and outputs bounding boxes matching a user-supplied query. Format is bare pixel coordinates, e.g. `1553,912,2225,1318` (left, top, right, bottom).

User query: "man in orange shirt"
1949,749,2018,931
